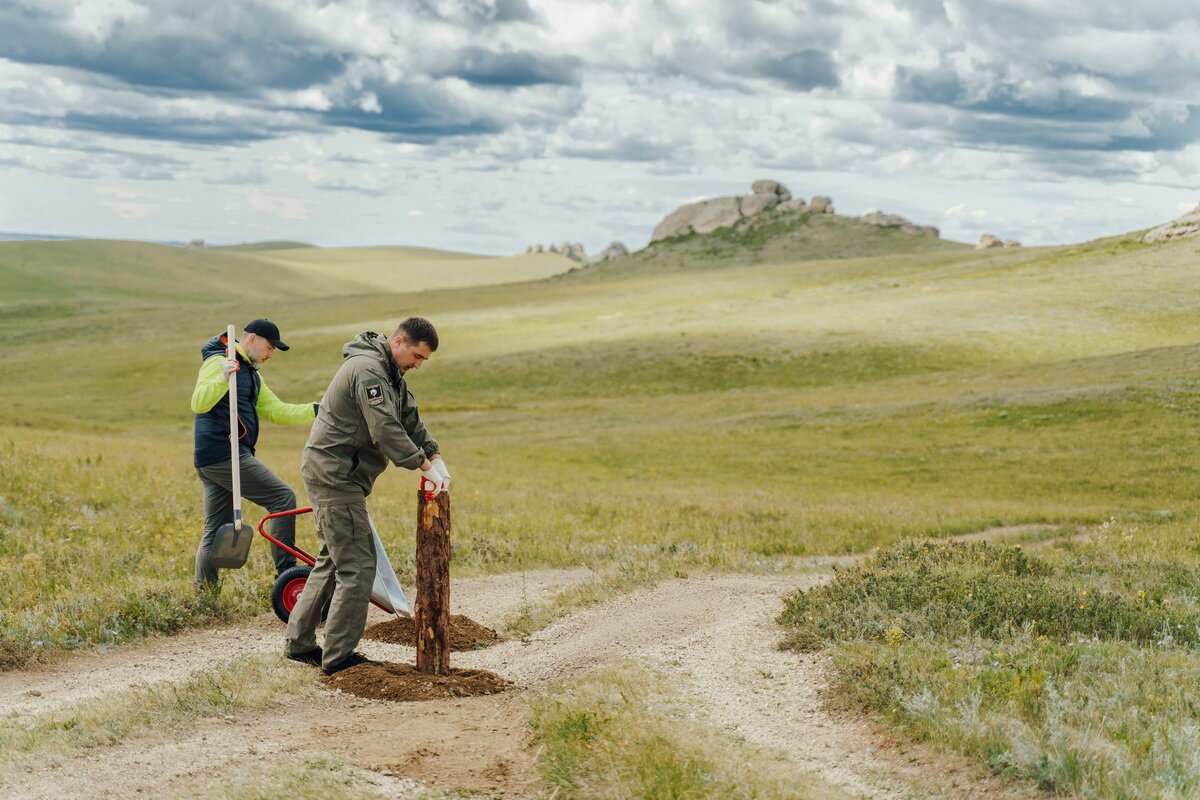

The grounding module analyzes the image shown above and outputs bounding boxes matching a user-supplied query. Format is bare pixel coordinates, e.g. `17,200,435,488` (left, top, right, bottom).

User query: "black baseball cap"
244,318,290,350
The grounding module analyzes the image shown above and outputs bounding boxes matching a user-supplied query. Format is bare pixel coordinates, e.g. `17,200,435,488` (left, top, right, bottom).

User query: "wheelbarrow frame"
258,507,394,617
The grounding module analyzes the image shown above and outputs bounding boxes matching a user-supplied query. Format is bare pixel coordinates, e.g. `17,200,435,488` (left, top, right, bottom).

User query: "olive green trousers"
283,495,377,669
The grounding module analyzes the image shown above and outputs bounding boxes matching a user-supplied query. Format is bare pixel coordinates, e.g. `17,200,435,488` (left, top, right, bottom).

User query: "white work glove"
420,463,446,497
221,358,240,379
431,456,451,492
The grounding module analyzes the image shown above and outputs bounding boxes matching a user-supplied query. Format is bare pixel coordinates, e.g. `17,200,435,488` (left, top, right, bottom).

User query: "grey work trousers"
195,454,298,590
284,496,377,669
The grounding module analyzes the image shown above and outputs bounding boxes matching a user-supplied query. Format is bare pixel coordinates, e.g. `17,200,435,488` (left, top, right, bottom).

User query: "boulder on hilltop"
809,196,834,214
593,241,629,262
975,234,1021,249
751,179,792,202
650,180,796,242
523,242,587,261
858,211,938,237
1143,205,1200,242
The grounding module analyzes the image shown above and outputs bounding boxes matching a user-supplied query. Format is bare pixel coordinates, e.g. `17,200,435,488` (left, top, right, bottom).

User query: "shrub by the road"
780,534,1200,799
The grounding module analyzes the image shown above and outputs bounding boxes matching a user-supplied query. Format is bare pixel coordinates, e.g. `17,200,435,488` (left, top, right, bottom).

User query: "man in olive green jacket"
285,317,450,674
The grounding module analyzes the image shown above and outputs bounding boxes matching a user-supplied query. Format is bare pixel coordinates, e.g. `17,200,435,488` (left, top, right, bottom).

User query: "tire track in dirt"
1,558,1050,799
0,567,592,718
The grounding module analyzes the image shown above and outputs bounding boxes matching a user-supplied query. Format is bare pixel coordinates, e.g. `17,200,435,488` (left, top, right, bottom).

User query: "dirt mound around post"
362,614,501,650
323,661,514,702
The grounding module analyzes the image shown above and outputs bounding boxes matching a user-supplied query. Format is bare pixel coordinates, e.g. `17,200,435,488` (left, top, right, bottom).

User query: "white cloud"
99,199,158,218
222,191,312,220
1,0,1198,251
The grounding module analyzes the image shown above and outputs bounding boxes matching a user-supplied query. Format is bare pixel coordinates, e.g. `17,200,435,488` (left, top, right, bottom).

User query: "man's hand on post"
431,455,451,492
221,358,240,379
420,461,446,498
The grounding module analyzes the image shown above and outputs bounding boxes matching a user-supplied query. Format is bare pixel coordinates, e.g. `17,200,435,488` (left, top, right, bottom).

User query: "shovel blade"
210,522,252,568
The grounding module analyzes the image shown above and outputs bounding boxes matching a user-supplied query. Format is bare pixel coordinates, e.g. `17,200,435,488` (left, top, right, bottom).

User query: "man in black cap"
190,319,317,591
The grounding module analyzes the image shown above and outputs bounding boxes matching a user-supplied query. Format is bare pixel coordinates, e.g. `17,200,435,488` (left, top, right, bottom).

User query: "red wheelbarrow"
259,507,410,623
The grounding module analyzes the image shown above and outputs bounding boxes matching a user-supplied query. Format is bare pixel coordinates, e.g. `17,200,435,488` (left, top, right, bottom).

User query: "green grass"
6,213,1200,794
0,655,312,766
6,230,1200,668
528,663,850,800
0,238,576,310
210,241,318,252
251,245,574,292
0,239,347,305
778,532,1200,798
0,432,270,667
173,757,394,800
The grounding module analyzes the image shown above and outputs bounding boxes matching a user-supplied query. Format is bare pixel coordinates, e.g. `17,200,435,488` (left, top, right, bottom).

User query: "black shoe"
321,651,372,675
285,648,323,667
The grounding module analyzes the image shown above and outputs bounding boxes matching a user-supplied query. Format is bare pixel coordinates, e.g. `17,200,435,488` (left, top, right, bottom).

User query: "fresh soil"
362,614,501,650
324,660,513,701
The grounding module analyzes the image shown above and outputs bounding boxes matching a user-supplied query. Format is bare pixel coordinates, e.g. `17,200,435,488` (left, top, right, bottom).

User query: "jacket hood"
201,332,255,370
201,333,227,359
343,331,398,379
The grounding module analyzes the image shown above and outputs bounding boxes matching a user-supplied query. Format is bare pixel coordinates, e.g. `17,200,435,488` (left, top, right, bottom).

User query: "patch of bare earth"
363,613,500,650
325,661,512,701
1,561,1050,799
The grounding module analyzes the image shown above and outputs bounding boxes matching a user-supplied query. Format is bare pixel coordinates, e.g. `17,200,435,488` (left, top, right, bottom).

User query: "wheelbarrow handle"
258,507,316,566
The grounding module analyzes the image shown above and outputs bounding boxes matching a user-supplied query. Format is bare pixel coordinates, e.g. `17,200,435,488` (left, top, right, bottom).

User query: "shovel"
209,324,253,569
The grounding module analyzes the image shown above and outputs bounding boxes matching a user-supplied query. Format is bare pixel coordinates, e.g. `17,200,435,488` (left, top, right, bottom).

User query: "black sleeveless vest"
193,333,262,468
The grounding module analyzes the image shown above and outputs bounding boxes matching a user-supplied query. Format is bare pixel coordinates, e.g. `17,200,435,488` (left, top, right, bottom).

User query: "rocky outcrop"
976,234,1021,249
651,197,741,241
647,179,944,246
650,180,796,242
738,194,777,217
751,179,792,202
593,241,629,262
809,196,834,214
859,212,939,237
524,242,587,261
1143,206,1200,242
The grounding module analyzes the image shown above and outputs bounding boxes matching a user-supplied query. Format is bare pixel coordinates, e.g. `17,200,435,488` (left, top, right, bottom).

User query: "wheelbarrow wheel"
271,565,330,623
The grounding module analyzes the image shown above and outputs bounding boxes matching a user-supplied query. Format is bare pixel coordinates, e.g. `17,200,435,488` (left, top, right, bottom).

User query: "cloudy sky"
1,0,1198,254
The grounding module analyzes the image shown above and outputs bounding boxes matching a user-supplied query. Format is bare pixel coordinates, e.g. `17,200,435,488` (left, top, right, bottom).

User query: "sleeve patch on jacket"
365,384,384,406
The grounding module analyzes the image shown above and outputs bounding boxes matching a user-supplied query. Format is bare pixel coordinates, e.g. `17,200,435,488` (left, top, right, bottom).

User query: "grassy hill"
0,239,341,305
211,241,318,252
577,207,968,277
0,239,576,310
254,245,571,293
5,215,1200,797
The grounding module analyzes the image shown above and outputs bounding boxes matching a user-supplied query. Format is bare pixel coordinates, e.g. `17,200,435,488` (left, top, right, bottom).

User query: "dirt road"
0,564,1043,799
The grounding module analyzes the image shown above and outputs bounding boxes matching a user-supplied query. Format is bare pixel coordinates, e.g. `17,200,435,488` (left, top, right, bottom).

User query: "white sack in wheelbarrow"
367,513,412,616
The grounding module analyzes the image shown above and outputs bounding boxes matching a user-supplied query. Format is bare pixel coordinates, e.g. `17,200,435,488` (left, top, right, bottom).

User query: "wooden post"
415,490,451,674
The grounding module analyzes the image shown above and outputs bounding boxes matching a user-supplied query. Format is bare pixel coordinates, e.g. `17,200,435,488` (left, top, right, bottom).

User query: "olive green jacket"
300,332,439,504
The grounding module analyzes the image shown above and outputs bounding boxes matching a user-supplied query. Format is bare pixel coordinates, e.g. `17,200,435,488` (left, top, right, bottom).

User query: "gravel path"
0,564,1046,799
0,567,592,718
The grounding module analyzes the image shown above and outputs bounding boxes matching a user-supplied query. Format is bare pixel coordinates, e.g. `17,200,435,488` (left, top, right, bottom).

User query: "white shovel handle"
227,324,242,532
